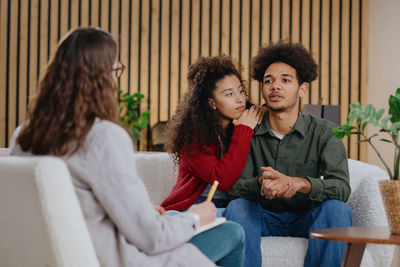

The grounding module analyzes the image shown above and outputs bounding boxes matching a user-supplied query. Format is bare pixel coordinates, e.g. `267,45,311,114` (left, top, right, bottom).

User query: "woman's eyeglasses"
112,62,126,78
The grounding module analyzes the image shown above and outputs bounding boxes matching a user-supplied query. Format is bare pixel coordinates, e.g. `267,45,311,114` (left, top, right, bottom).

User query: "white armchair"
0,156,100,267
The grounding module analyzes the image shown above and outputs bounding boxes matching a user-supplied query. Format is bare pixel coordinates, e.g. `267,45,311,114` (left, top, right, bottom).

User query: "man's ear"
208,98,217,110
298,82,308,98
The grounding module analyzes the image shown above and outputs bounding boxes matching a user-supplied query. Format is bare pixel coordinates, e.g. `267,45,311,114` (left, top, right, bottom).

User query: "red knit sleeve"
182,124,253,191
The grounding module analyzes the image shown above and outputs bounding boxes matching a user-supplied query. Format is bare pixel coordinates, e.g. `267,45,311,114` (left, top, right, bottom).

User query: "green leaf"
133,92,145,98
349,103,360,110
123,95,134,101
118,89,150,141
381,115,392,129
389,121,400,132
389,94,400,123
142,110,151,116
134,115,150,129
367,104,376,119
332,125,356,139
128,100,141,108
131,128,141,140
375,109,385,120
361,122,368,131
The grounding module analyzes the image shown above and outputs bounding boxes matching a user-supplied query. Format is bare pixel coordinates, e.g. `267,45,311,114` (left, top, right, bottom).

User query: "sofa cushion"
261,237,307,267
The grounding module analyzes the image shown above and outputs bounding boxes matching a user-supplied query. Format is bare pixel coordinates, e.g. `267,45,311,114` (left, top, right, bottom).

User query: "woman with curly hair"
161,55,263,213
11,28,246,267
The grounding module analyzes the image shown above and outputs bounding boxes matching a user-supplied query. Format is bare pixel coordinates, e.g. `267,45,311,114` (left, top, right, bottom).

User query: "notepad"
195,217,226,235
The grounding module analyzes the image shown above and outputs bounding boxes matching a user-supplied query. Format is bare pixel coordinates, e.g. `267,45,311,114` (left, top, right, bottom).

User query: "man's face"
262,62,307,113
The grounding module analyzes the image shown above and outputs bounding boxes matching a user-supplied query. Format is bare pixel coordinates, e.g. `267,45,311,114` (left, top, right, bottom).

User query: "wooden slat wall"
0,0,368,160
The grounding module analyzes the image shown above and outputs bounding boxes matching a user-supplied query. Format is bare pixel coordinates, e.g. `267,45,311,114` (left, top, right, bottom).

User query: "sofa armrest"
347,159,389,226
347,177,388,226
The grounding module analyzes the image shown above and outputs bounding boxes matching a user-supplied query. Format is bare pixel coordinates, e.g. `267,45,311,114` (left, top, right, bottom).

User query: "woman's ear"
208,98,217,110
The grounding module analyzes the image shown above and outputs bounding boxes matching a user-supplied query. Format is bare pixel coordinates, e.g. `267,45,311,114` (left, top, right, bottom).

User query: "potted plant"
118,89,150,142
333,88,400,234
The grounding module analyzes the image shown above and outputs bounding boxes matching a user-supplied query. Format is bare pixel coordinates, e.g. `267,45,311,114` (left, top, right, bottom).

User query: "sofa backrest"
0,156,100,267
134,152,390,205
133,152,177,205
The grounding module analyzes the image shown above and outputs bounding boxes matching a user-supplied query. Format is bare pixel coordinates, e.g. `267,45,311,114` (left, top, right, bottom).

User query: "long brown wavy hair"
164,55,245,165
17,27,120,156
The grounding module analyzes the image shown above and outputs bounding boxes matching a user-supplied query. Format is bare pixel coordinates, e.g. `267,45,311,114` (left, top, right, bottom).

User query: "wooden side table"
310,226,400,267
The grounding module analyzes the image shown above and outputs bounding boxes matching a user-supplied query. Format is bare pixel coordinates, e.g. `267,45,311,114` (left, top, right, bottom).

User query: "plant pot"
379,180,400,234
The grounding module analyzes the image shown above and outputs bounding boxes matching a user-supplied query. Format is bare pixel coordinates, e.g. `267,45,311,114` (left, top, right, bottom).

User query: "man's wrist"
257,175,263,185
294,177,312,194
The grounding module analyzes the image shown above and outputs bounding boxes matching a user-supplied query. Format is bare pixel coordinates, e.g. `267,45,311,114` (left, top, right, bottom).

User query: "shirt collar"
254,112,306,138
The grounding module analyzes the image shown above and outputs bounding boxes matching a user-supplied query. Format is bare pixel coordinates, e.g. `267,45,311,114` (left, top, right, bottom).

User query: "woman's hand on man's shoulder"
233,105,265,129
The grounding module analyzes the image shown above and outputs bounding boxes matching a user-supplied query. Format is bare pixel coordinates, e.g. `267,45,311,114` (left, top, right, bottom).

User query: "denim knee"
318,199,352,226
224,198,261,225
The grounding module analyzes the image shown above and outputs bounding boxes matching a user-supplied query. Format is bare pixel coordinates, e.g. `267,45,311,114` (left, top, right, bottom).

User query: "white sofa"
0,148,395,267
133,152,395,267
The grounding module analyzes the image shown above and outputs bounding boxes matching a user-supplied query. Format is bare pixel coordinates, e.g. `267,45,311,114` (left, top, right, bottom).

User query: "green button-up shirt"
228,112,351,212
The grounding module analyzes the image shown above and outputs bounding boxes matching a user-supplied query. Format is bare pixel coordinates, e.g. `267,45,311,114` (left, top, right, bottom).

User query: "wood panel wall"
0,0,368,160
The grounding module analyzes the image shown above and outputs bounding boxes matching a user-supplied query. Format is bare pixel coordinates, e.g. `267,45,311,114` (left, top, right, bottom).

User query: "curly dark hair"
17,27,120,156
252,41,318,84
164,55,245,165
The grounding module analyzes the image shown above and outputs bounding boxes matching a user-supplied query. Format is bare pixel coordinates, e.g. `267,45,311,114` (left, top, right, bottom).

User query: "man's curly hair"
164,55,245,165
252,41,318,84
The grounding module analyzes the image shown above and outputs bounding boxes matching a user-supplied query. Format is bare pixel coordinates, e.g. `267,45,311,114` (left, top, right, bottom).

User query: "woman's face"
112,60,119,83
208,74,246,125
112,59,125,83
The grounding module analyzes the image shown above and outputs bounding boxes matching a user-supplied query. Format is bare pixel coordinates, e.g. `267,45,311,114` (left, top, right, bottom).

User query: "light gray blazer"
12,120,215,267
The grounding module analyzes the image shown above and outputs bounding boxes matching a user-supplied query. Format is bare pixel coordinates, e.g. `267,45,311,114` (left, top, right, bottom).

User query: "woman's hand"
188,201,216,226
233,105,265,129
153,204,166,216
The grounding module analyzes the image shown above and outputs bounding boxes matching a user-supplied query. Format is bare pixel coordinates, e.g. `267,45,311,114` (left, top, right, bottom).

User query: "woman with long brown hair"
161,55,263,214
11,27,245,267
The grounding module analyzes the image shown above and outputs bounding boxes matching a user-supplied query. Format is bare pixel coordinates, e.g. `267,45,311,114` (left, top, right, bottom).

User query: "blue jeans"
190,221,245,267
223,198,352,267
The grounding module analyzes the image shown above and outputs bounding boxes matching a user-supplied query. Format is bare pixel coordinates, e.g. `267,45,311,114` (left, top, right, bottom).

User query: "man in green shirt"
224,42,352,267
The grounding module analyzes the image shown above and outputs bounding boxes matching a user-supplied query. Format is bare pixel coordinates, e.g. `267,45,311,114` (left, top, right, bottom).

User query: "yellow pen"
206,181,219,202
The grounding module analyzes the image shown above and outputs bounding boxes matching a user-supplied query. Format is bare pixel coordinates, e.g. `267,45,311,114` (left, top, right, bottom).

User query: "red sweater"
161,125,254,211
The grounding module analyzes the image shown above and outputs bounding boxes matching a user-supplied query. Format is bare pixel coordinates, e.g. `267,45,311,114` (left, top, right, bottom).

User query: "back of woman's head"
18,27,120,156
164,55,244,164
